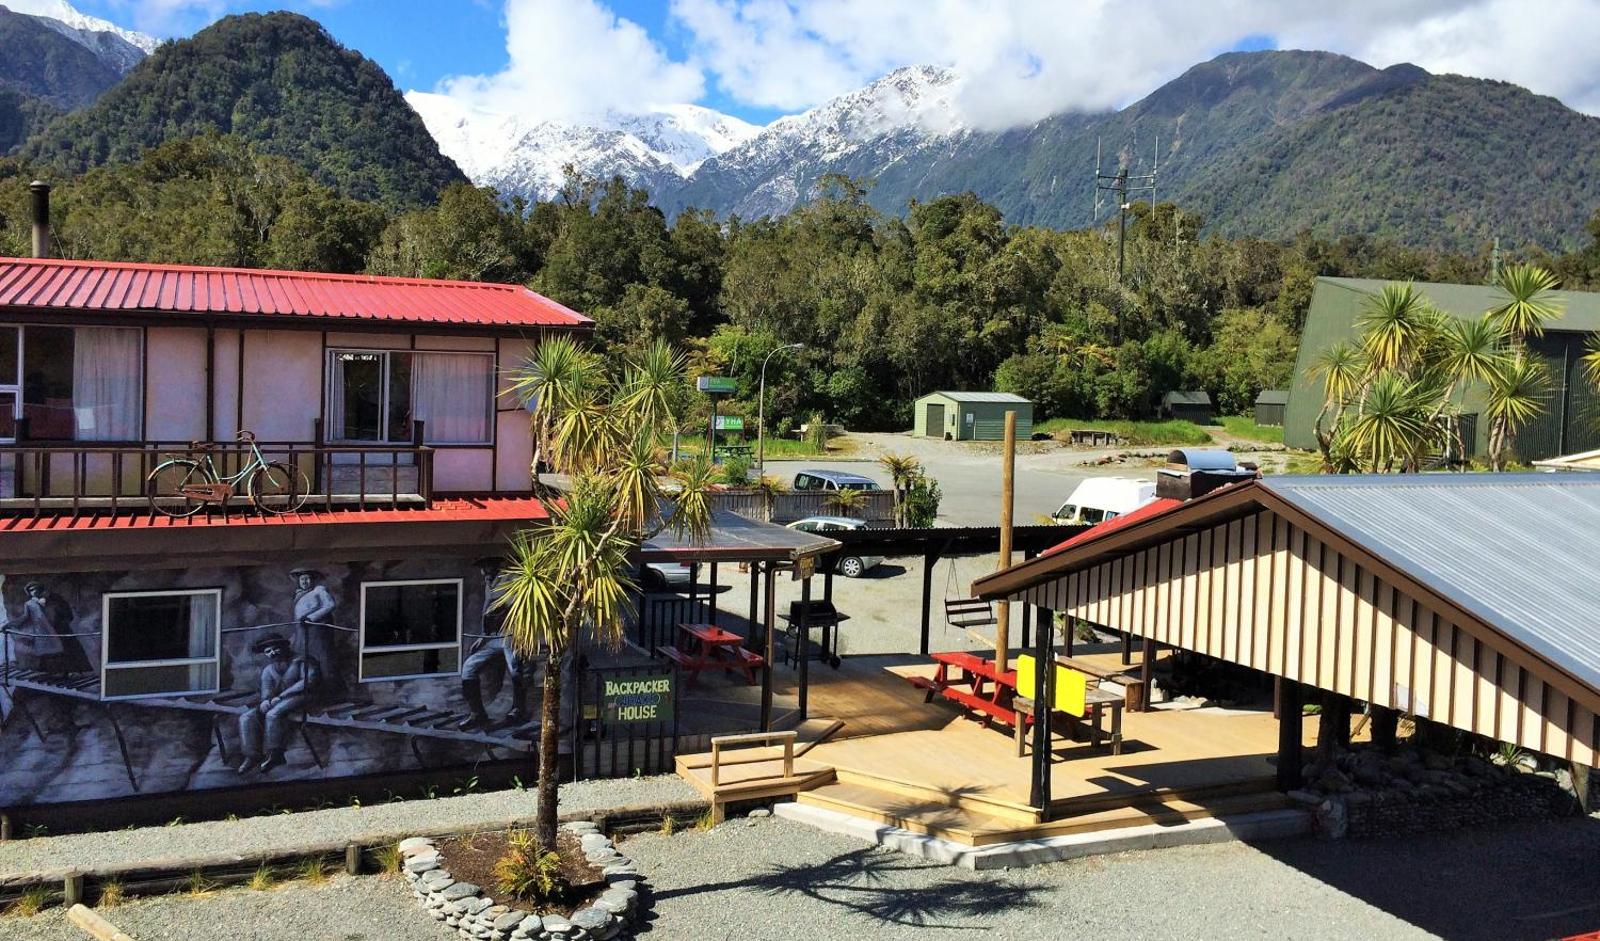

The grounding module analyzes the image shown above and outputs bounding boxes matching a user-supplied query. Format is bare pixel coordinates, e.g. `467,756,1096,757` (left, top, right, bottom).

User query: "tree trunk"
536,650,563,853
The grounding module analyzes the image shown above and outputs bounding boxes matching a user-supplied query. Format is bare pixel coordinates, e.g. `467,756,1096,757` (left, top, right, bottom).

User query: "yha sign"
602,672,674,724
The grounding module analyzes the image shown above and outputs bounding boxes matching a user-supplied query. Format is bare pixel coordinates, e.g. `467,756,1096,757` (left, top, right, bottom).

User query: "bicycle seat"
236,430,257,443
189,440,216,452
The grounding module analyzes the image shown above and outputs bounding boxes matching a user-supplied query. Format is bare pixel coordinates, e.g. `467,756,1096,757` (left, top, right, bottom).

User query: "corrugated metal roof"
1261,473,1600,692
0,257,591,330
1162,390,1212,405
0,495,549,534
1255,389,1290,405
1318,276,1600,333
920,391,1031,404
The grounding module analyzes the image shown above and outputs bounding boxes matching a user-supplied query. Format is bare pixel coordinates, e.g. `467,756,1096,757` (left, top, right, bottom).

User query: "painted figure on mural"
1,581,91,674
458,558,534,730
238,633,323,774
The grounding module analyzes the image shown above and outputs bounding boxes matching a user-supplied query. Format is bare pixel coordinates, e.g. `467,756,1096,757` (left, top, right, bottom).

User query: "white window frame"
100,588,223,701
325,348,495,446
0,324,18,444
358,578,463,682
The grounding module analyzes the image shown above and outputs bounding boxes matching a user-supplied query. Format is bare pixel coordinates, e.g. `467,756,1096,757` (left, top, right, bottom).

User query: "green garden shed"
1254,390,1289,426
1161,390,1214,425
912,391,1033,440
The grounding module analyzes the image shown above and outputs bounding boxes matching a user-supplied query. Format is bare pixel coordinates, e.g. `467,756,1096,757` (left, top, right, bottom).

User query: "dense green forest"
18,12,464,207
8,133,1600,433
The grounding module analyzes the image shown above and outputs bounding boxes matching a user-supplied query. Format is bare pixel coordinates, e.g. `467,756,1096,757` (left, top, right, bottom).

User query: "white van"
1051,477,1156,525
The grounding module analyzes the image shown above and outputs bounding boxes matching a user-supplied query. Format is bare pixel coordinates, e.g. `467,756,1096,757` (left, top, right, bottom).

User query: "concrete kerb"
0,799,708,908
773,801,1313,870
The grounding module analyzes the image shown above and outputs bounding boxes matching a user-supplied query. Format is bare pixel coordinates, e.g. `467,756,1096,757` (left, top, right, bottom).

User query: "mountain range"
5,1,1600,251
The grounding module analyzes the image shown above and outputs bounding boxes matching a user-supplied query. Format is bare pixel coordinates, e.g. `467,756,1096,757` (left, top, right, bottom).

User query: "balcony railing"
0,421,435,520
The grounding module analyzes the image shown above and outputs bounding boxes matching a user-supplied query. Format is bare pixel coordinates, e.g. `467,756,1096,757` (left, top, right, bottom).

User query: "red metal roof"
0,257,591,330
0,495,549,534
1039,498,1183,558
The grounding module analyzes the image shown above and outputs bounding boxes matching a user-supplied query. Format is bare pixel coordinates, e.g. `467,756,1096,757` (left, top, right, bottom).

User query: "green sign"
697,376,737,394
714,416,744,431
601,672,674,724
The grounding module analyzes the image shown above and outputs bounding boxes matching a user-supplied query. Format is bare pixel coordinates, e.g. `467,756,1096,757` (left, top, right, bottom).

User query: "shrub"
718,450,752,486
903,476,942,528
493,830,570,905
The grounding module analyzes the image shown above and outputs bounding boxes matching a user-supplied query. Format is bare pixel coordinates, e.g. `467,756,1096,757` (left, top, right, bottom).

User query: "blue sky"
46,1,1600,125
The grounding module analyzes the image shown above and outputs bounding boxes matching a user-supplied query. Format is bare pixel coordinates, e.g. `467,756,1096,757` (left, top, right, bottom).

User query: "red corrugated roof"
1039,498,1183,558
0,257,591,329
0,495,549,534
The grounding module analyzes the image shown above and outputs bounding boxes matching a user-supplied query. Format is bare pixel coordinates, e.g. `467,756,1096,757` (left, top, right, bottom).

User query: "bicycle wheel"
146,459,207,518
249,461,309,515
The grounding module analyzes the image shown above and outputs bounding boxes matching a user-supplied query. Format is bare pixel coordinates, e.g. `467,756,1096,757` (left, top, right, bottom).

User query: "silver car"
786,516,885,577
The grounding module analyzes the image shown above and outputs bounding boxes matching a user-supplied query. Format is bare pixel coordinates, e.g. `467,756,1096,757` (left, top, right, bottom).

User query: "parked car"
1051,477,1156,525
787,516,884,577
643,562,692,590
792,469,880,492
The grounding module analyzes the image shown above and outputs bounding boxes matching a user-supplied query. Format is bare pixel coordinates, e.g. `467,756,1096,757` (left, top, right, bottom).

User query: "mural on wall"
0,558,569,809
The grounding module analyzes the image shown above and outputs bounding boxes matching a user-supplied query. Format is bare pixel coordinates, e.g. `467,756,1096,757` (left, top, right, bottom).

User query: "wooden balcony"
0,423,435,520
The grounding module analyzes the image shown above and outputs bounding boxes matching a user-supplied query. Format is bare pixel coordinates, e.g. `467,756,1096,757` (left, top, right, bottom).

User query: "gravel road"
6,814,1598,940
1,776,697,880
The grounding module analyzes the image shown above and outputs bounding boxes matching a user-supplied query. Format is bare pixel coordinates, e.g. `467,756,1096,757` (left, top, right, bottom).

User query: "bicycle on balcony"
146,431,310,518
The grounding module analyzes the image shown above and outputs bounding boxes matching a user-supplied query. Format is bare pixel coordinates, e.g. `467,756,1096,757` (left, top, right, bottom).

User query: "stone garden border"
402,821,645,941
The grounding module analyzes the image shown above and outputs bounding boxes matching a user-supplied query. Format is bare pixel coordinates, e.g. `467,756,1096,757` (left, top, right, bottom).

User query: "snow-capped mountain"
406,91,759,203
665,65,967,217
3,0,159,73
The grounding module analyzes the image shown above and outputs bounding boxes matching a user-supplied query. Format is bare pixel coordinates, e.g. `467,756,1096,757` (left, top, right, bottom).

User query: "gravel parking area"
6,813,1597,940
1,776,697,880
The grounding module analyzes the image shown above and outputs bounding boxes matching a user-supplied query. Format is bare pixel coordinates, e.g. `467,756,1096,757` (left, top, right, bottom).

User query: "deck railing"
0,425,435,519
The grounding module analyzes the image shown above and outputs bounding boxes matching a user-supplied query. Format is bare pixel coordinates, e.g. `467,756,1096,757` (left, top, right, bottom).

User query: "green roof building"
1286,277,1600,460
912,391,1033,440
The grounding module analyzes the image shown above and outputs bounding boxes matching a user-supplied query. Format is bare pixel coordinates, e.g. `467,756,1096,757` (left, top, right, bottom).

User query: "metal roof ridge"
0,255,530,293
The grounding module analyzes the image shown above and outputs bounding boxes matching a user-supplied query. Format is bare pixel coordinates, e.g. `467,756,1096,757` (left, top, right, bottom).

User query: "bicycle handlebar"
235,430,257,443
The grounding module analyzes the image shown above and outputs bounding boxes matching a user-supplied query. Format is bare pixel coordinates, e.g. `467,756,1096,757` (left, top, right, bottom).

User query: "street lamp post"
757,343,804,479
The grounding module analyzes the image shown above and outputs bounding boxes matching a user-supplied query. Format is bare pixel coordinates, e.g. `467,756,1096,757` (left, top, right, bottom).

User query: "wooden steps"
830,765,1041,826
673,717,846,806
798,779,1290,847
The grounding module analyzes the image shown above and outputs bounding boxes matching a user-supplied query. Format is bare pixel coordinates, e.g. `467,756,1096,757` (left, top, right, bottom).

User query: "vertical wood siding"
1023,509,1599,768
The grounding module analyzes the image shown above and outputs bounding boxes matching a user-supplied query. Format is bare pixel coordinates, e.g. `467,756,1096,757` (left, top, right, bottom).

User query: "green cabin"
1285,277,1600,460
912,391,1033,441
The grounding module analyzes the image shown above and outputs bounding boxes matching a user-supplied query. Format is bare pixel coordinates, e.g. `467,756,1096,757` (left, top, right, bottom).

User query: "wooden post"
1276,678,1304,790
760,564,776,731
345,843,362,875
747,562,760,646
995,410,1017,670
63,873,84,907
1572,762,1593,814
1371,706,1399,753
919,547,939,656
708,562,719,627
1139,638,1155,712
1030,606,1054,816
0,813,12,841
67,905,136,941
797,575,811,720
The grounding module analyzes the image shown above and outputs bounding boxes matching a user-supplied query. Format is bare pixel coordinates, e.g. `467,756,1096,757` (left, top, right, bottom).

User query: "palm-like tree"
1343,373,1433,472
877,453,922,526
751,473,788,521
1356,282,1437,372
825,487,867,518
506,335,598,492
1308,342,1366,471
1488,264,1563,346
1485,353,1549,472
497,343,712,853
1581,336,1600,392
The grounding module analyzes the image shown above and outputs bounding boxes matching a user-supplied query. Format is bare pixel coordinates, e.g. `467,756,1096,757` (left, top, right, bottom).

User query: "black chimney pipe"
29,180,51,259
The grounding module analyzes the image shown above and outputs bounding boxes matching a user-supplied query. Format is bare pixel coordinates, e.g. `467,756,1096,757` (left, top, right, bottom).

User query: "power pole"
1094,138,1158,341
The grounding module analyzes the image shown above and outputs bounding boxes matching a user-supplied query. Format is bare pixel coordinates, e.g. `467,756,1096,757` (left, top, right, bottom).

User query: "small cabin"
1160,390,1213,425
1254,390,1289,427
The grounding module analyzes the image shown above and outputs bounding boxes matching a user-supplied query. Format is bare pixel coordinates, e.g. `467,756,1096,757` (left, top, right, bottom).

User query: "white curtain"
182,592,219,692
411,353,492,444
327,353,347,440
72,327,142,441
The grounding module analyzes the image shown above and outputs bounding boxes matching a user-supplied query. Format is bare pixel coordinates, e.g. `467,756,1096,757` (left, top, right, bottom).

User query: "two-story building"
0,246,592,827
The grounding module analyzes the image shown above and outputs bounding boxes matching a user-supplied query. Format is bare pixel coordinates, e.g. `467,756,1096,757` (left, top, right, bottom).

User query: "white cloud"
666,0,1600,128
435,0,704,121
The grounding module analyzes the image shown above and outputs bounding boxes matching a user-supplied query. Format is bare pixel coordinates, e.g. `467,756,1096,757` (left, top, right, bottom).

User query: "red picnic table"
905,650,1021,727
659,623,765,687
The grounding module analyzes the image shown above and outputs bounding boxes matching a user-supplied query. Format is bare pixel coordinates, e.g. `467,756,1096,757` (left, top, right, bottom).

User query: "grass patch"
98,880,125,908
693,808,718,832
373,843,404,878
1216,415,1284,444
248,863,278,891
676,435,851,460
1035,417,1213,447
182,870,217,898
296,857,332,886
5,886,52,918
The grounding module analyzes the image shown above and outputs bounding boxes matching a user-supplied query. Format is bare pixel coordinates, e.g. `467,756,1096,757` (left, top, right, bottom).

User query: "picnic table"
1068,429,1120,447
659,623,764,687
1013,686,1125,757
905,651,1020,727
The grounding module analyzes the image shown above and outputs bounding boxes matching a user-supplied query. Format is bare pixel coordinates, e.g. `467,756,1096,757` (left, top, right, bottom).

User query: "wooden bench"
707,730,797,823
1013,687,1125,757
904,675,939,702
658,645,694,669
944,598,997,631
1057,655,1148,711
940,685,1018,726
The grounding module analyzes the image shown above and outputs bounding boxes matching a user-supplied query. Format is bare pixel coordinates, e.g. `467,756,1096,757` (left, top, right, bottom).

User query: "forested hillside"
19,12,464,206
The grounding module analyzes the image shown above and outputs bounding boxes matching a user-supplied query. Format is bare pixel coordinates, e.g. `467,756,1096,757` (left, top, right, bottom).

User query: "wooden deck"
677,650,1314,846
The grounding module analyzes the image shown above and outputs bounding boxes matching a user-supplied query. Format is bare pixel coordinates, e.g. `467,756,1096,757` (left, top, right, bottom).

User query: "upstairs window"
2,325,143,442
327,350,493,445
